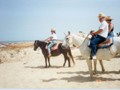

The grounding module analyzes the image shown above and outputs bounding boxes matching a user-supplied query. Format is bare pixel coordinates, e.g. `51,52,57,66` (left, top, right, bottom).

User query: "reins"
77,33,91,48
35,41,45,49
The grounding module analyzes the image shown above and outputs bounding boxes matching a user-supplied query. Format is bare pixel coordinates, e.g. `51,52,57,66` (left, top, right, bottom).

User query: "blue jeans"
90,35,106,56
48,40,57,53
108,31,114,38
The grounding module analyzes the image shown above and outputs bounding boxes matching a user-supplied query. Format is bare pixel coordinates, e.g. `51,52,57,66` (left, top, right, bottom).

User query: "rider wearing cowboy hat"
90,13,109,60
47,28,58,57
106,16,114,38
98,16,114,46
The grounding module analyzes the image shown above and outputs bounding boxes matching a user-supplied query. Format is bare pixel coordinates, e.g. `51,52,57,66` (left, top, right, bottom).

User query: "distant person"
90,13,108,60
47,28,58,57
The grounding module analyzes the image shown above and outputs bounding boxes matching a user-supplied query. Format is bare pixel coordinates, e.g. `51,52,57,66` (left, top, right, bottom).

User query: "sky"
0,0,120,41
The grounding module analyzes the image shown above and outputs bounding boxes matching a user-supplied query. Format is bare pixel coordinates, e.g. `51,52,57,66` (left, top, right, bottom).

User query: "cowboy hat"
106,16,113,21
51,28,56,32
98,13,106,18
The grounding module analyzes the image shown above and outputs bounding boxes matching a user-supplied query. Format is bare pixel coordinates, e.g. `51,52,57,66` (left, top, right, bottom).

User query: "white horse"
63,33,120,78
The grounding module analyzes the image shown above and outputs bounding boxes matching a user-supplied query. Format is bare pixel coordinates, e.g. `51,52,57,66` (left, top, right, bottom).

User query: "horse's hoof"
93,71,97,75
45,66,47,68
89,77,93,81
102,70,105,73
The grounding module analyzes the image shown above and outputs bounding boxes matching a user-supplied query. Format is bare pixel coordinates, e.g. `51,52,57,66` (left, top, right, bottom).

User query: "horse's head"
34,40,39,51
66,34,73,45
62,34,73,48
34,40,47,51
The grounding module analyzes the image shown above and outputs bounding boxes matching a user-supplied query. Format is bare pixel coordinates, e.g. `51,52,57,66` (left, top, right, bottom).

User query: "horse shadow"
59,74,120,83
58,71,120,82
115,55,120,58
42,75,120,83
42,71,120,83
25,65,63,69
57,70,120,75
42,78,58,82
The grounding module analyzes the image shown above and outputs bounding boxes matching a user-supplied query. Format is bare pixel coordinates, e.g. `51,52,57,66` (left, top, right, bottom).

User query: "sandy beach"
0,43,120,88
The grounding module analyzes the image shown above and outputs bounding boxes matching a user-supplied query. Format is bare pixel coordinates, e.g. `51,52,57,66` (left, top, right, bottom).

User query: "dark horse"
34,40,75,68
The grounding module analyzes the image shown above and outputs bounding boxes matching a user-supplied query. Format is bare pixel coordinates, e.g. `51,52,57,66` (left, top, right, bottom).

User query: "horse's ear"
68,31,70,35
35,40,37,43
64,33,67,36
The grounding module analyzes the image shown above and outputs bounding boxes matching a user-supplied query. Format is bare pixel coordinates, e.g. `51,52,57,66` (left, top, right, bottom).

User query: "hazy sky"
0,0,120,41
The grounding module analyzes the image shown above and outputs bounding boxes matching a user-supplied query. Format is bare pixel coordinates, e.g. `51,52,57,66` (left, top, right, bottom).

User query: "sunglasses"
106,20,111,21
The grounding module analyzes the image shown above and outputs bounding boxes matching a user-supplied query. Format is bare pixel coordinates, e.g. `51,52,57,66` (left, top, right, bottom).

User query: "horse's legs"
48,57,51,67
68,49,75,65
93,59,97,74
67,55,71,67
63,53,71,67
86,59,93,79
99,60,105,73
66,52,71,67
44,56,47,68
63,54,67,67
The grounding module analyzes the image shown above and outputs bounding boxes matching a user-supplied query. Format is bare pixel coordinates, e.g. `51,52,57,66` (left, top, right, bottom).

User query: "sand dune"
0,42,41,63
0,42,120,88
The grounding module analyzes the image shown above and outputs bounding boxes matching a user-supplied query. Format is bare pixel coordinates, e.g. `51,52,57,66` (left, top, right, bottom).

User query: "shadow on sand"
42,71,120,83
57,70,120,75
25,65,63,69
59,75,120,83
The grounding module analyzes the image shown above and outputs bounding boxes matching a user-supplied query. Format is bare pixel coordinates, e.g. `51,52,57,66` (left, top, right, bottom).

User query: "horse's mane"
71,34,85,46
35,40,47,44
72,34,84,39
39,40,47,44
35,40,47,48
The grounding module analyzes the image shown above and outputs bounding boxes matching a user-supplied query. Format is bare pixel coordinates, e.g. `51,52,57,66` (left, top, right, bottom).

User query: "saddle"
97,38,113,49
89,37,115,60
97,38,117,57
45,41,62,51
88,34,114,49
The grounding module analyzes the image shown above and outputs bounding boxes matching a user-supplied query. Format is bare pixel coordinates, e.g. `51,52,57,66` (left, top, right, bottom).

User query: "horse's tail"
68,47,75,65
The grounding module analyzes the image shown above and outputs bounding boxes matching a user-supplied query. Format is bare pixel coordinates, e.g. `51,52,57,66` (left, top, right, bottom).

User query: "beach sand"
0,43,120,88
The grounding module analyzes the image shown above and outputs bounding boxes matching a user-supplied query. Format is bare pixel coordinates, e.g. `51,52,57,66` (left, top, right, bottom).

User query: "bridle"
66,33,91,48
35,40,46,49
35,41,38,46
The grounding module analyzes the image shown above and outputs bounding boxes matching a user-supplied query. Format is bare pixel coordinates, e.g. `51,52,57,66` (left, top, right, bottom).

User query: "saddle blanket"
45,41,62,51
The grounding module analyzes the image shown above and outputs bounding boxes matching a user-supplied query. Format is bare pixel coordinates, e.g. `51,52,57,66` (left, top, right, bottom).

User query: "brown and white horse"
34,40,75,68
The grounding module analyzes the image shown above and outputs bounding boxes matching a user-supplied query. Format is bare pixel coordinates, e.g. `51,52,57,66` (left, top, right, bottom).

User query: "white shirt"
51,33,57,40
98,20,108,38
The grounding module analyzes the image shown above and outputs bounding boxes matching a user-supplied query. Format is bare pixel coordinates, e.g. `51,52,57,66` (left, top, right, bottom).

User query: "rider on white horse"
90,13,109,60
98,16,114,47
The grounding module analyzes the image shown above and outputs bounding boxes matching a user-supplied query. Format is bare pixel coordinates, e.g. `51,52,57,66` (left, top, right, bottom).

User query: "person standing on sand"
90,13,108,60
47,28,58,57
